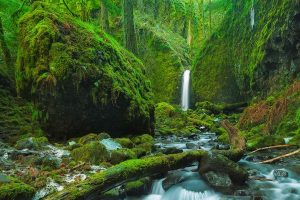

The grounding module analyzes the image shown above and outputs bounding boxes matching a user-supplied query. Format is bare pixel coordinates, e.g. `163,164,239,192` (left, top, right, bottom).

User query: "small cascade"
181,70,191,111
250,0,255,29
151,179,165,195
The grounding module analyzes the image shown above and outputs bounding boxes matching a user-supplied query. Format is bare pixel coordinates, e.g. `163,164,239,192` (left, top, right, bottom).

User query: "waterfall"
250,0,255,29
181,70,190,111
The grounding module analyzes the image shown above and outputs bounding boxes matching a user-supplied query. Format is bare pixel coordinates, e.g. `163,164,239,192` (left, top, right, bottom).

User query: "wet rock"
216,144,230,150
199,154,248,185
273,169,289,179
248,169,260,176
0,156,14,170
162,172,186,191
187,134,198,139
203,171,232,188
100,138,122,151
186,143,199,150
33,155,61,170
161,147,183,155
33,178,63,200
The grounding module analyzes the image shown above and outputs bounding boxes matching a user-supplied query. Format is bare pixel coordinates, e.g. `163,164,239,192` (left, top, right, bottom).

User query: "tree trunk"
0,16,12,68
100,0,109,32
221,120,246,151
154,0,159,19
123,0,137,54
45,150,244,200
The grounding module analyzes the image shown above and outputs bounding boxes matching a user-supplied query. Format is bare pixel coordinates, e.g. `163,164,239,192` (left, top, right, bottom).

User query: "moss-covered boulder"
0,175,35,200
115,138,134,148
16,3,154,138
78,133,100,145
15,137,48,150
132,134,154,145
71,142,109,164
109,148,137,165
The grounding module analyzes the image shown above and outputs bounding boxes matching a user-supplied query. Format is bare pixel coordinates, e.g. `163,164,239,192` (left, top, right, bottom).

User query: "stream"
126,133,300,200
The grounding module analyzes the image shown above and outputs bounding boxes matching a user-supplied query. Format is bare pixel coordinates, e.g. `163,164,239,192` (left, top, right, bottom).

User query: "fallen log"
45,150,243,200
248,144,291,155
259,148,300,164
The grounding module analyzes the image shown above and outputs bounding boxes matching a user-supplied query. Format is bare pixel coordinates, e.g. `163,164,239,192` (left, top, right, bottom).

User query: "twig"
62,0,78,17
248,144,291,154
258,148,300,164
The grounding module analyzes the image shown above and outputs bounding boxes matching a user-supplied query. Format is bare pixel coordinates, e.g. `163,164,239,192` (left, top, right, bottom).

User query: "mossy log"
45,150,243,200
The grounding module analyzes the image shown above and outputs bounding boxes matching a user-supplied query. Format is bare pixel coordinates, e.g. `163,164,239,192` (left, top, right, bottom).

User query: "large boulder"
16,3,154,138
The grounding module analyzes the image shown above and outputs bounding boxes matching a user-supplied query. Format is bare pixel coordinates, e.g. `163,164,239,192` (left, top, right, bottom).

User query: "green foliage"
0,175,35,200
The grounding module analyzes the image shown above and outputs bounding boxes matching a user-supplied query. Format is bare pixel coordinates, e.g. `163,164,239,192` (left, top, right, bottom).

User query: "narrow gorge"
0,0,300,200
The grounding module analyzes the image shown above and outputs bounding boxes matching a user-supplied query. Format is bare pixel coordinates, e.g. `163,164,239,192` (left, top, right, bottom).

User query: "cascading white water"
181,70,191,111
250,0,255,29
151,179,165,195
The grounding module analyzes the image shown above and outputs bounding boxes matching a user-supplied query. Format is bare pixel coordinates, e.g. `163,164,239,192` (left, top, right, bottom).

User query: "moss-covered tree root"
46,150,244,200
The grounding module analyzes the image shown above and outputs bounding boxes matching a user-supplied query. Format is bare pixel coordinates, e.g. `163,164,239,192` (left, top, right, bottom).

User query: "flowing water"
181,70,190,111
127,133,300,200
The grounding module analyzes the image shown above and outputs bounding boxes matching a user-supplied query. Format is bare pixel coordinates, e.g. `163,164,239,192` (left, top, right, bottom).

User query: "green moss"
115,138,134,148
132,134,154,145
71,142,109,164
0,89,43,143
15,136,48,150
78,133,100,145
133,13,189,103
155,102,219,135
192,0,297,103
16,2,154,137
0,175,35,200
109,148,137,165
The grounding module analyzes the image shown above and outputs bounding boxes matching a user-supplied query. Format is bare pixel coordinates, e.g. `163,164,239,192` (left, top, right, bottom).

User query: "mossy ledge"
16,2,154,138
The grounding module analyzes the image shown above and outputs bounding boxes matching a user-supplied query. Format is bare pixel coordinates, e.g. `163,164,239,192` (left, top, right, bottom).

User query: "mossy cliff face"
16,3,154,138
192,0,300,103
135,13,190,103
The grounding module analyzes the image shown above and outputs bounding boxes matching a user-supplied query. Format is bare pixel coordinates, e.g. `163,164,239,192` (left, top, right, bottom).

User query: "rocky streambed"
1,132,300,200
127,135,300,200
